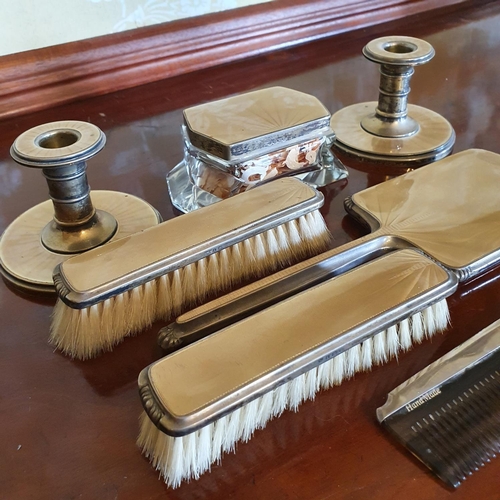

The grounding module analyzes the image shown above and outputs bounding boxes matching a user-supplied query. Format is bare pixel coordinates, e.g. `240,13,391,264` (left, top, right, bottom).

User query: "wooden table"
1,3,500,499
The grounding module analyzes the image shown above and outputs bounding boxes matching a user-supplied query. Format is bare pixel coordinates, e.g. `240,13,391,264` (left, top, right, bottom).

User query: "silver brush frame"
53,180,324,309
141,250,458,437
377,318,500,422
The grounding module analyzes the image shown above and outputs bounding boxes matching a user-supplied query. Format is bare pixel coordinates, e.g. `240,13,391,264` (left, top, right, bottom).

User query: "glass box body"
167,87,348,212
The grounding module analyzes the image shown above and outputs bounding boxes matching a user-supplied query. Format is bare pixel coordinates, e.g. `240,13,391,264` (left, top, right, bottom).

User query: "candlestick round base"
0,191,161,294
331,102,455,164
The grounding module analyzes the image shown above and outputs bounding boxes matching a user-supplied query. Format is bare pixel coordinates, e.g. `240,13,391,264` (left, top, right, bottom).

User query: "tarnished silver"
158,149,500,353
377,318,500,422
360,37,434,138
10,121,117,253
331,36,455,163
141,249,457,437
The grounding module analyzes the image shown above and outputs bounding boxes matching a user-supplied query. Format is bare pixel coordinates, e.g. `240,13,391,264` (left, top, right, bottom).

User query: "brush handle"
158,229,413,351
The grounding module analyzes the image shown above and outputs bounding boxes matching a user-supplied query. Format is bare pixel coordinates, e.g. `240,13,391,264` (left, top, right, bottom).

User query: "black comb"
377,319,500,488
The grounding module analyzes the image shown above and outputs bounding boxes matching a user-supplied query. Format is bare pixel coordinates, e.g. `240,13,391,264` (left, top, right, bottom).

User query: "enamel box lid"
183,86,332,162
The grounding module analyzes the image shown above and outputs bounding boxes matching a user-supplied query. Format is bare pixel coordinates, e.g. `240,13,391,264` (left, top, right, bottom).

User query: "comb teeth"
381,351,500,488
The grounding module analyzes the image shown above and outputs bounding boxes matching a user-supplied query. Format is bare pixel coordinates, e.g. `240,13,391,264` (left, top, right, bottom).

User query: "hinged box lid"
183,87,332,162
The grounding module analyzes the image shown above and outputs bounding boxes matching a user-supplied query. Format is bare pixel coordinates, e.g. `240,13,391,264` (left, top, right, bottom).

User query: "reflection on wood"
0,0,470,119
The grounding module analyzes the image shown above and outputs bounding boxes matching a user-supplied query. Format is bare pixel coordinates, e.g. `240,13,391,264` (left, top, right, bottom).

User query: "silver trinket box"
167,86,347,212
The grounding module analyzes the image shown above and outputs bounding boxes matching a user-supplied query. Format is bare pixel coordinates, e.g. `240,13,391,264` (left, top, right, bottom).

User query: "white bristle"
100,299,114,351
207,253,221,294
183,432,199,481
271,383,289,417
168,435,184,488
156,274,173,318
219,247,233,288
126,287,142,332
372,331,388,365
265,228,281,262
196,426,213,474
170,269,184,316
50,209,330,359
253,233,268,266
398,318,412,351
360,338,374,370
288,374,307,411
210,417,226,464
285,219,303,249
85,305,100,353
255,391,274,429
241,399,260,442
298,214,315,249
275,224,292,262
317,361,331,390
433,300,450,331
232,242,247,276
301,212,327,255
423,306,436,338
138,413,154,453
330,351,346,385
310,211,328,239
138,298,451,488
386,325,400,360
195,256,208,301
182,262,199,306
143,280,157,324
112,293,128,345
345,343,361,378
411,311,425,343
145,418,163,463
53,306,72,356
242,237,257,273
305,367,319,399
222,408,242,454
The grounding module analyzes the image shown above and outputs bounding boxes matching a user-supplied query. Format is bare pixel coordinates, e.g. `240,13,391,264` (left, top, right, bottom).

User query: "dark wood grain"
0,0,474,120
1,2,500,499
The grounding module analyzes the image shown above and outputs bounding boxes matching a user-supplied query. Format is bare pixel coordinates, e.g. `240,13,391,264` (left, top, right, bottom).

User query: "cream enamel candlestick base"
0,121,161,293
331,36,455,163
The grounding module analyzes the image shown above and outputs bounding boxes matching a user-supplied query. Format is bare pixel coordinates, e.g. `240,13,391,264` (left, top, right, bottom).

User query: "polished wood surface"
0,0,473,119
1,3,500,499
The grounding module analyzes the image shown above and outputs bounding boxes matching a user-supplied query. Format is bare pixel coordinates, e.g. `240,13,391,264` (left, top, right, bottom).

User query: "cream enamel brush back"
59,178,316,292
148,249,448,419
